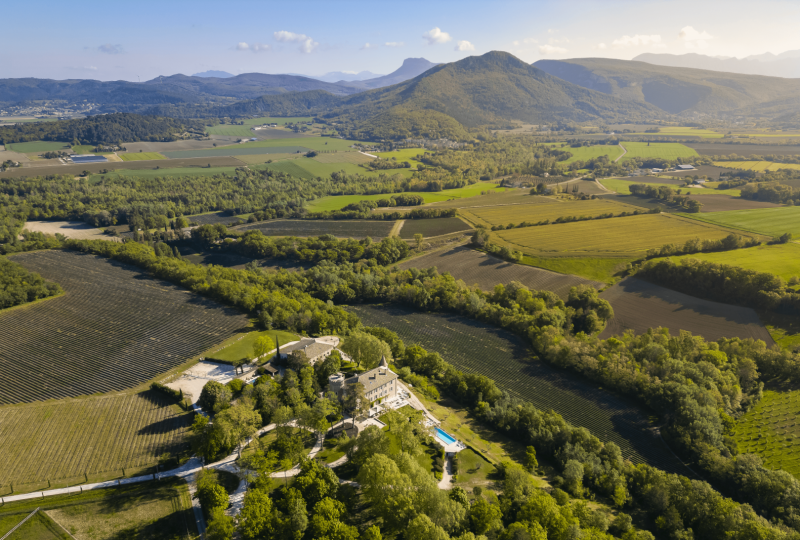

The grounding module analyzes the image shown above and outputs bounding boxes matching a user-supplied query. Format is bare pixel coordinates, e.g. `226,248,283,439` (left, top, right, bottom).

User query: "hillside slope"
534,58,800,119
633,52,800,79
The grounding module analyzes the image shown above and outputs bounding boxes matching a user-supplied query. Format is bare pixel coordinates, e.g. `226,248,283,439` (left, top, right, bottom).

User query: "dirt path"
389,220,405,237
615,143,627,163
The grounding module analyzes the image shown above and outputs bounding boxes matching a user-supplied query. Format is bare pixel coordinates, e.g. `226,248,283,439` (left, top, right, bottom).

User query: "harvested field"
0,250,249,404
233,219,395,239
497,214,753,257
6,141,70,153
461,198,643,228
398,245,602,298
399,218,471,239
119,152,166,161
22,221,110,241
162,146,309,159
688,143,800,156
599,277,774,343
0,149,30,163
348,304,691,474
686,194,781,213
0,390,192,488
312,151,372,164
0,156,245,179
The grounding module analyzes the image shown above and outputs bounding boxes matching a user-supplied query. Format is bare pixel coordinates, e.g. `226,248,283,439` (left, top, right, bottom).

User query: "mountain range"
632,50,800,78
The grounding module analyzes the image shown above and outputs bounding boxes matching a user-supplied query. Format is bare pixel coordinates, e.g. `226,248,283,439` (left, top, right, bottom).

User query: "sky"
2,0,800,81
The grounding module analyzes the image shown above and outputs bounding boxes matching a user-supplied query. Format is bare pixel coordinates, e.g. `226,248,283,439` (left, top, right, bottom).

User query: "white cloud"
361,42,379,50
513,37,538,46
274,30,319,53
611,34,663,48
455,40,475,51
236,42,271,53
539,44,568,54
422,27,452,45
594,43,608,50
679,26,713,49
85,65,98,71
97,44,123,55
385,41,405,47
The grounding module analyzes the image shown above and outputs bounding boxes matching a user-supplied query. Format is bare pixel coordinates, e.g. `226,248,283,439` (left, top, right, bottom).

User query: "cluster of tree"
362,158,413,171
0,230,65,255
490,208,658,231
0,256,62,309
565,155,628,178
306,204,457,221
628,184,703,212
636,257,800,318
644,234,761,259
41,151,69,159
741,182,800,205
470,227,523,263
0,113,206,145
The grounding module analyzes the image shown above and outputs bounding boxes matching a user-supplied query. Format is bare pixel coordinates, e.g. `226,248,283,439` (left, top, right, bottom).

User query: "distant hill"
342,58,439,89
192,70,234,78
314,71,383,83
142,73,359,99
633,51,800,78
534,58,800,122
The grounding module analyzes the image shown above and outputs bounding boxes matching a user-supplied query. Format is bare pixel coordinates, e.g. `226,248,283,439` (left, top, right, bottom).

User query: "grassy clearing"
120,152,166,161
600,177,741,196
375,147,427,166
453,448,499,490
520,255,632,284
7,141,70,153
461,198,642,228
667,243,800,282
620,141,699,161
713,160,800,172
205,328,299,363
734,389,800,476
497,214,751,257
681,206,800,237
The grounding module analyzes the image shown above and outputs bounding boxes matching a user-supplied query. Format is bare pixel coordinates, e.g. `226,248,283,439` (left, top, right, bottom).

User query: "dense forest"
0,256,62,309
0,113,207,145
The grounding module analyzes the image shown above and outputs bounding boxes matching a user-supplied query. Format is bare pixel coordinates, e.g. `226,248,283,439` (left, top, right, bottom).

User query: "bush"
150,381,182,402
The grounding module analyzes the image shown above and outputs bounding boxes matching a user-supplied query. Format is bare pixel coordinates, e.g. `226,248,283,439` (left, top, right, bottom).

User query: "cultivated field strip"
398,246,603,299
599,277,774,344
184,212,244,226
399,218,472,239
0,391,191,485
685,195,781,213
461,198,643,228
349,304,691,475
232,219,395,239
0,251,248,404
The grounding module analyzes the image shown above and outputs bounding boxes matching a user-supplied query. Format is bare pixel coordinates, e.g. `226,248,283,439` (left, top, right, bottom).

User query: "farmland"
348,304,691,474
0,250,249,404
6,141,70,153
620,141,699,161
264,157,416,180
427,189,561,209
682,206,800,237
236,136,365,152
183,211,243,226
685,194,781,212
629,127,724,139
496,214,750,257
668,243,800,282
558,143,624,163
713,160,800,172
399,217,471,239
398,245,604,297
375,147,427,166
234,219,395,239
0,390,192,490
600,177,741,196
162,146,308,159
1,156,246,179
312,151,373,164
733,389,800,477
460,198,643,228
689,143,800,156
599,277,773,343
240,116,313,126
119,152,166,161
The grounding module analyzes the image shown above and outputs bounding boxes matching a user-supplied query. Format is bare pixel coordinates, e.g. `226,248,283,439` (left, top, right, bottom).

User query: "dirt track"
600,277,774,344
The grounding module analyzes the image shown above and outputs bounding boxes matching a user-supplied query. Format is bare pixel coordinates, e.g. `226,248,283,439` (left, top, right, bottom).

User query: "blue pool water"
435,427,457,445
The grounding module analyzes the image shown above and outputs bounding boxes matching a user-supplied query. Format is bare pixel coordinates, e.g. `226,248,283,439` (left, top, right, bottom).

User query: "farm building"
329,356,398,405
249,137,257,141
677,164,696,170
70,154,108,164
651,168,664,173
276,337,336,364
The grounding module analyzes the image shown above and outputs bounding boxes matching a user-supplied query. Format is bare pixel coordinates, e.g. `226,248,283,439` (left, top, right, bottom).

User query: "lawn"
6,141,70,153
681,206,800,237
733,389,800,477
205,329,299,363
600,178,741,197
120,152,166,161
0,512,69,539
453,448,499,491
496,214,753,257
305,182,507,212
460,198,642,228
713,160,800,172
315,437,346,465
668,243,800,282
620,141,699,161
560,144,624,164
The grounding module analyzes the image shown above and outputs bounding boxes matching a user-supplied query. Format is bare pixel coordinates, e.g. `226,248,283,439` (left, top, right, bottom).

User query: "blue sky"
2,0,799,81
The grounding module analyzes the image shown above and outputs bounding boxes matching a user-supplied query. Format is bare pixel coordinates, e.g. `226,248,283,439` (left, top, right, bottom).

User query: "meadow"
668,243,800,282
682,206,800,237
2,250,248,404
6,141,70,153
733,389,800,477
375,147,427,166
0,390,192,490
713,160,800,172
460,198,643,228
496,214,751,257
600,177,741,196
205,328,299,363
120,152,166,161
234,219,395,239
348,304,690,474
620,141,699,161
398,217,472,239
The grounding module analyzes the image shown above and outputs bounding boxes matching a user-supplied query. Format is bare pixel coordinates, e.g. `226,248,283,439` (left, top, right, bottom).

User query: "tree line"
0,256,62,309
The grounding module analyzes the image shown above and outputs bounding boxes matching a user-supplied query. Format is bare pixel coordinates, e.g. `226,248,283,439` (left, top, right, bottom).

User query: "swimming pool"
435,427,457,445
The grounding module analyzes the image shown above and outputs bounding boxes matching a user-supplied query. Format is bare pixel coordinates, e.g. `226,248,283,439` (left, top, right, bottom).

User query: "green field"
620,141,699,161
90,165,243,181
205,124,257,137
600,177,741,196
630,127,724,139
71,144,116,155
561,144,625,163
520,255,633,284
120,152,166,161
497,214,751,257
7,141,70,153
461,197,642,228
241,116,313,126
681,206,800,237
0,511,69,539
375,147,427,166
236,136,365,152
306,182,508,212
713,160,800,172
162,146,308,159
206,329,299,363
734,389,800,477
668,243,800,282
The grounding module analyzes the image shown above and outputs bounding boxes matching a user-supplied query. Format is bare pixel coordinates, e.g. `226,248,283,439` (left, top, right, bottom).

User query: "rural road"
614,143,627,162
